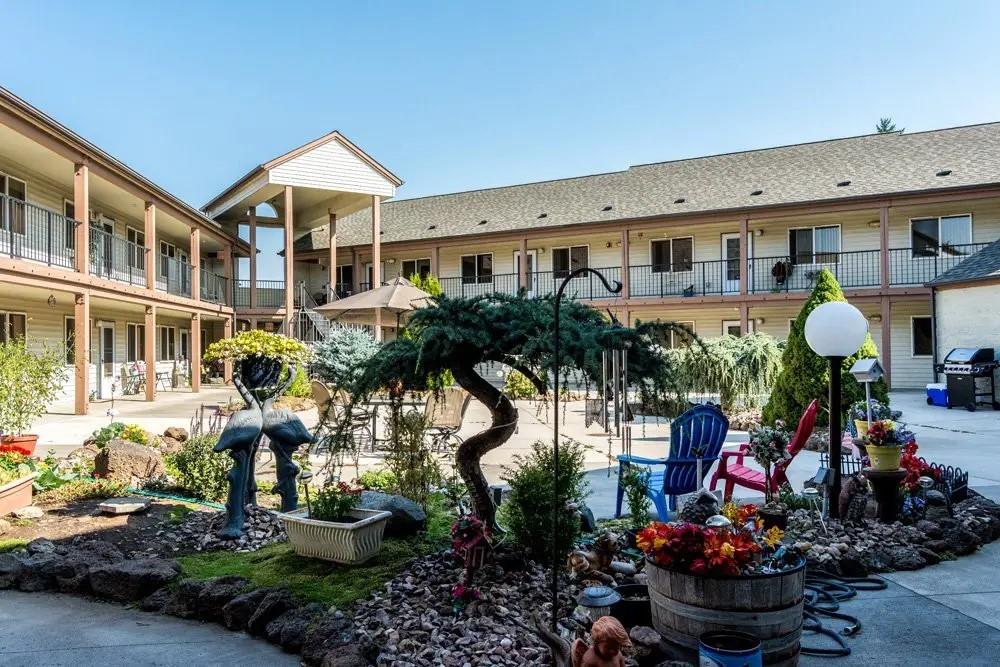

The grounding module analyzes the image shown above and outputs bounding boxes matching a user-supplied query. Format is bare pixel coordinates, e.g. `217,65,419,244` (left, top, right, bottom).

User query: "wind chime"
585,346,633,476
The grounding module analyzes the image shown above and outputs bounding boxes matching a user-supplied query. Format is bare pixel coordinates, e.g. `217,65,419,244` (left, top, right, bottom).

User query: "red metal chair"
709,399,818,502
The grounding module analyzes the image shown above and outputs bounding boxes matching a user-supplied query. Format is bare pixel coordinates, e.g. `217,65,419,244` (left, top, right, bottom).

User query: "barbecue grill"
934,347,999,411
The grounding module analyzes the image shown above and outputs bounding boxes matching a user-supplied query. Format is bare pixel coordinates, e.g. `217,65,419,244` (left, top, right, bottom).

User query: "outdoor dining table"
362,394,427,448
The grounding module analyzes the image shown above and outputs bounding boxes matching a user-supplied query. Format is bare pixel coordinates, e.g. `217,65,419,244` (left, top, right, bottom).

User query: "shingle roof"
927,239,1000,286
298,123,1000,251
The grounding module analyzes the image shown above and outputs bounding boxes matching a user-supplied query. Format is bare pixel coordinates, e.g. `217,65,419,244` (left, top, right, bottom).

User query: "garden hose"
799,570,887,658
126,487,225,510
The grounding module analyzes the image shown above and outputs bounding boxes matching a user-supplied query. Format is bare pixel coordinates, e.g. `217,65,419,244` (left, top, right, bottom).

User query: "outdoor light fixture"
805,301,869,518
706,515,732,529
575,586,621,623
755,229,764,236
47,294,56,307
755,317,766,325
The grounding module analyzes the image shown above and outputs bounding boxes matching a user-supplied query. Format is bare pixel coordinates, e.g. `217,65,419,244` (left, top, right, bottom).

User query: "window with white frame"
157,326,175,362
0,174,27,235
910,215,972,258
651,237,694,273
401,258,431,280
127,323,146,363
126,227,145,270
911,316,933,356
461,253,493,284
0,311,26,343
789,226,840,265
670,321,696,349
65,316,75,364
552,245,589,278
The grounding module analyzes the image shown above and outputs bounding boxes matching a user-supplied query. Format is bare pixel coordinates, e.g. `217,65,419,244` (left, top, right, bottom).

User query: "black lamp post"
552,267,621,632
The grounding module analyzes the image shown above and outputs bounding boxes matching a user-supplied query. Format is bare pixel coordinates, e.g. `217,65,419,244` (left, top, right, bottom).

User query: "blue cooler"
926,383,948,407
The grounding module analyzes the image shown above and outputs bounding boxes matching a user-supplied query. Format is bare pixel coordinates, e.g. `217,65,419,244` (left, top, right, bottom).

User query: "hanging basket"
238,355,282,391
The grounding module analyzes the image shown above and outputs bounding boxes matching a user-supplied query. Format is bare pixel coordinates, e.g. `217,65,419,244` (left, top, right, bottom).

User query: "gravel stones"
153,505,286,555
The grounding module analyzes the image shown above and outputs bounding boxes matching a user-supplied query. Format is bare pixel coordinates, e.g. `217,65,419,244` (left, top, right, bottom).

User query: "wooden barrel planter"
647,556,805,666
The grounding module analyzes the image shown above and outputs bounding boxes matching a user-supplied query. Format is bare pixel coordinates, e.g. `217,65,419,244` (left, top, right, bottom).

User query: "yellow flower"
763,526,784,548
721,502,740,523
720,542,735,558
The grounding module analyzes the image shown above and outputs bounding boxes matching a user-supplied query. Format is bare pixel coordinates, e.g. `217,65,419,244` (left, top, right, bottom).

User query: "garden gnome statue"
572,616,631,667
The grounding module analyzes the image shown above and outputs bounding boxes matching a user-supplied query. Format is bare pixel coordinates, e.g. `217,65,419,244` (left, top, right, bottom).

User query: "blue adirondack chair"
615,403,729,521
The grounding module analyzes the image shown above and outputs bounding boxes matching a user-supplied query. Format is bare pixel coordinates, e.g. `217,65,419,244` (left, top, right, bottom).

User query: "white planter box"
279,507,392,564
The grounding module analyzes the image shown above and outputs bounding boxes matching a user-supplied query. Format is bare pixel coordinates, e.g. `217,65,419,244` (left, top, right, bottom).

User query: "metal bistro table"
363,394,427,449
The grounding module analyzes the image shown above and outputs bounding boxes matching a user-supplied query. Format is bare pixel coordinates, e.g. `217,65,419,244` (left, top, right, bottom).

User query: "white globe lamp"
804,301,869,518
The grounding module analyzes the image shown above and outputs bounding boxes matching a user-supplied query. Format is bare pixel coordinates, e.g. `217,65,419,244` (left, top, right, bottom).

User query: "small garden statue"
572,616,631,667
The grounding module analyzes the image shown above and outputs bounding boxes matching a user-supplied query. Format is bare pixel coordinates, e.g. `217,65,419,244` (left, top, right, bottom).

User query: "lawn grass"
0,538,29,553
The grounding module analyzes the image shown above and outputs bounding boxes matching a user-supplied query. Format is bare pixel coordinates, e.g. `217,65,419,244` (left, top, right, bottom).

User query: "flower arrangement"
900,442,938,491
203,330,311,365
862,419,915,449
721,501,758,527
747,420,792,505
848,399,900,422
637,522,761,576
310,481,363,522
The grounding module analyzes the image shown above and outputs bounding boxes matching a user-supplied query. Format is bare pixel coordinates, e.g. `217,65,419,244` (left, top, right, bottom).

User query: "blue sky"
3,2,1000,278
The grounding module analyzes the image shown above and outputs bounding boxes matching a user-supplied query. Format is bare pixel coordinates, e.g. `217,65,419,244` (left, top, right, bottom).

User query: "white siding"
936,285,1000,382
889,298,934,389
269,139,395,197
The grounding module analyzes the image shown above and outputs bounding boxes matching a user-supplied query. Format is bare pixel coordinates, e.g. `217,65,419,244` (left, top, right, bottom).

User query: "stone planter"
647,555,805,666
866,445,902,471
0,434,38,456
0,473,36,516
280,508,392,564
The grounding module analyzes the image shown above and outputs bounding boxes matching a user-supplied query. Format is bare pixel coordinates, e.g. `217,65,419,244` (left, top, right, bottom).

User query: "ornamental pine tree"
762,268,888,428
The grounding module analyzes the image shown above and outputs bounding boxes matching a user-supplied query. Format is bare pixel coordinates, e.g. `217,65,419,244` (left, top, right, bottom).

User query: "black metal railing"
749,249,880,294
0,195,78,269
333,282,354,299
89,226,147,286
531,267,623,300
200,268,229,304
158,253,192,297
888,243,990,286
439,272,520,298
233,279,285,308
630,259,736,298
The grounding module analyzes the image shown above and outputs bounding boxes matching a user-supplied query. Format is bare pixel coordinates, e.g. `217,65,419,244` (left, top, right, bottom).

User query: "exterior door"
513,249,538,297
179,329,190,383
721,233,743,294
722,319,754,337
97,323,115,399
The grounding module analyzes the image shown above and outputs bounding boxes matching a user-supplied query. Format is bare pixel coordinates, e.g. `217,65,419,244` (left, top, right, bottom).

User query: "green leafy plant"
203,330,311,365
165,434,231,502
501,439,589,557
0,451,32,485
311,481,363,522
408,273,442,297
311,327,380,392
502,368,538,400
34,478,129,504
357,468,398,493
0,340,67,435
763,269,888,427
90,422,126,448
621,467,651,529
384,409,440,507
281,365,311,398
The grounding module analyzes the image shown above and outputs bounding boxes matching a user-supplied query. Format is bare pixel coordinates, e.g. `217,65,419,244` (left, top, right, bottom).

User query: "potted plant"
279,481,392,564
862,419,914,471
747,420,792,529
848,399,899,438
0,340,67,456
0,451,37,515
203,330,310,391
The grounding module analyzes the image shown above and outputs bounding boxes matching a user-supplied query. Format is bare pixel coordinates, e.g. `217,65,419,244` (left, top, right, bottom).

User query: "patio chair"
120,363,144,395
709,399,818,502
615,403,729,521
423,387,471,452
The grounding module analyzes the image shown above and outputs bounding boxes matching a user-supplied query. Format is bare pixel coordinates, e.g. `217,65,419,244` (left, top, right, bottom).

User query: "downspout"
930,287,939,383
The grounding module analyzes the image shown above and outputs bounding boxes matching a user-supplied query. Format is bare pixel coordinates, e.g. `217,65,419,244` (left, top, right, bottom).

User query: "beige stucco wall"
935,283,1000,359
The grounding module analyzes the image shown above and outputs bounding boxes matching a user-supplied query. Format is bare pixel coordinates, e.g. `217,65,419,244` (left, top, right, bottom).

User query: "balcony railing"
530,267,623,300
889,242,991,286
89,226,147,286
158,254,192,297
438,272,519,299
200,268,229,304
630,259,737,298
234,279,285,308
749,249,881,294
0,195,78,269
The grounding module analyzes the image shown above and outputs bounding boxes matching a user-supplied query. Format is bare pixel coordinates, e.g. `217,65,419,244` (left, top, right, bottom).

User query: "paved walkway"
0,590,297,667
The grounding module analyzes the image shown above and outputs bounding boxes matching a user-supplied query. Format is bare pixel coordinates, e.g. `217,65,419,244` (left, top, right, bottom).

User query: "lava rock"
196,576,251,619
53,540,124,593
222,587,273,630
916,520,942,539
93,439,165,485
265,602,326,653
887,546,925,570
0,553,23,588
16,552,63,592
89,558,181,602
357,491,426,537
301,612,357,666
162,579,209,618
247,589,297,636
940,520,980,556
163,426,189,442
157,436,184,455
319,644,369,667
140,587,174,612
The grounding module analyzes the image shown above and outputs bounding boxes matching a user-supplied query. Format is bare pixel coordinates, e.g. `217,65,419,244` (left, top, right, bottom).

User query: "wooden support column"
518,238,528,290
249,206,257,308
144,203,157,290
620,229,630,298
739,217,749,296
222,244,233,306
222,317,233,383
430,246,440,278
352,249,361,292
740,302,750,336
879,205,890,290
190,227,200,300
881,297,892,389
190,313,201,393
283,186,295,333
144,306,157,401
73,293,90,415
371,195,382,340
328,210,337,300
74,164,90,274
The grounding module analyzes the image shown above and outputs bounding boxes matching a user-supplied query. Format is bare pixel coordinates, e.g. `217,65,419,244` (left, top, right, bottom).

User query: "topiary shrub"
165,434,231,502
501,439,588,558
502,368,538,400
762,268,888,427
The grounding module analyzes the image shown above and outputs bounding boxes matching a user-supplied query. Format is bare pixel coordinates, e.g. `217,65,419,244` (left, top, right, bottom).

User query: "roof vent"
750,189,763,196
936,169,952,177
837,180,851,187
602,205,613,211
478,219,488,225
674,197,686,204
538,213,548,219
428,224,437,230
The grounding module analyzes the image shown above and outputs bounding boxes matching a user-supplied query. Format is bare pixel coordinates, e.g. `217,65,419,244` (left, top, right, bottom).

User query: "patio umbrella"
313,276,434,327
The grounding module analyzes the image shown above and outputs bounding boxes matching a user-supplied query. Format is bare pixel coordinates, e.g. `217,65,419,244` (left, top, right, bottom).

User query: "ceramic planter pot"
239,355,282,391
612,583,651,629
854,420,870,438
0,473,36,516
758,508,788,531
0,434,38,456
866,445,902,471
280,507,393,564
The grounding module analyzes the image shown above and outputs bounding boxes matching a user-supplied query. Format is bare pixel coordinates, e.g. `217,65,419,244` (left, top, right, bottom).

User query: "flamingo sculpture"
214,376,263,538
262,365,316,512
